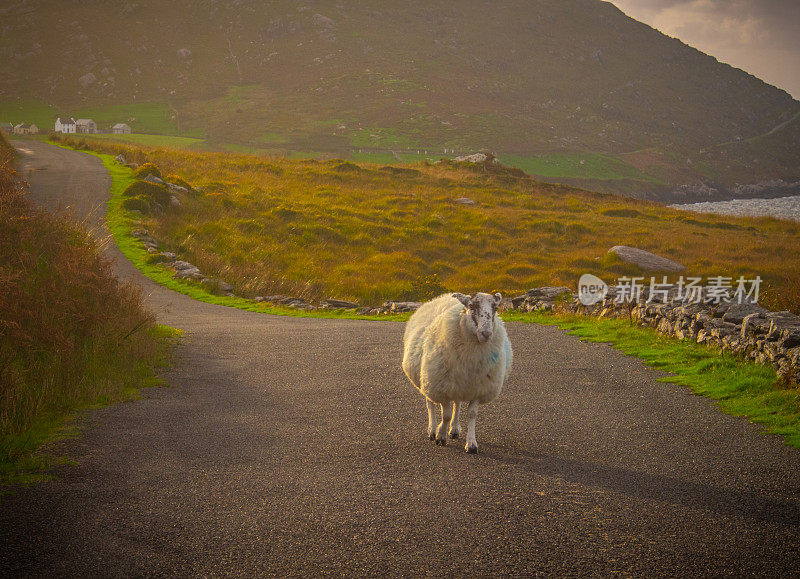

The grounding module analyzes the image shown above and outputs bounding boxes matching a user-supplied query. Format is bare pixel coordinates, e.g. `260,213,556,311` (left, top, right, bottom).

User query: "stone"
722,303,767,324
170,195,181,208
455,197,475,205
525,286,571,301
115,154,126,164
608,245,686,272
454,153,494,163
78,72,97,87
168,183,189,194
160,252,176,261
172,261,196,271
177,47,193,59
323,298,360,309
383,301,422,313
201,278,234,295
144,174,165,184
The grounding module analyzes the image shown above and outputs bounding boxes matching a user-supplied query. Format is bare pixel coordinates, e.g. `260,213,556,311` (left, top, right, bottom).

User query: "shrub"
411,274,449,301
133,162,162,180
164,174,197,195
122,180,171,206
122,196,151,213
0,131,167,477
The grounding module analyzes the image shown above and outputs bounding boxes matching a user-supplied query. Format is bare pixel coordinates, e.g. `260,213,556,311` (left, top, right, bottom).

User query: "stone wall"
512,286,800,384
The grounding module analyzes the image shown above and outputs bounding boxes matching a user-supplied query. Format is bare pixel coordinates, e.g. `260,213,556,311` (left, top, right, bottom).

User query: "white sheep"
402,292,512,453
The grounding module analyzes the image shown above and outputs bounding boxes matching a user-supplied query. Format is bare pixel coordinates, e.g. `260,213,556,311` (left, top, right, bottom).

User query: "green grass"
83,133,205,149
0,100,58,129
72,102,180,134
507,311,800,448
499,153,660,182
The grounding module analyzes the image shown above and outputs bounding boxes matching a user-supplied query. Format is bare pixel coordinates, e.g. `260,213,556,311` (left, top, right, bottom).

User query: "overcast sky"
607,0,800,99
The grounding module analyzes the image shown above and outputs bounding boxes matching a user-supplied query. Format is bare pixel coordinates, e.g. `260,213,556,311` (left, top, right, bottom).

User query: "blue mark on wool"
487,350,499,365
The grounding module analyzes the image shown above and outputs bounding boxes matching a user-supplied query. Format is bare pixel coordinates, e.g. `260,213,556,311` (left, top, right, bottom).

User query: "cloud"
608,0,800,97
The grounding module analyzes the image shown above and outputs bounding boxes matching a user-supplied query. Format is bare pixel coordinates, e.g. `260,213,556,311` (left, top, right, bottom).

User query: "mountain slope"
1,0,797,189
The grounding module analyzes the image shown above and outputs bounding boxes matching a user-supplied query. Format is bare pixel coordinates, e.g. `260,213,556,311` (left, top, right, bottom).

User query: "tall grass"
51,135,800,311
0,132,175,487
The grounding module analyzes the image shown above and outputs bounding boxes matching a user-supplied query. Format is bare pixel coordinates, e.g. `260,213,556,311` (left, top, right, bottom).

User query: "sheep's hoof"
466,444,478,454
449,431,460,439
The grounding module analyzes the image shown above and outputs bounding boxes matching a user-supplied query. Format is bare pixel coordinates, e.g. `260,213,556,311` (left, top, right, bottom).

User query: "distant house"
75,118,97,134
0,122,13,134
54,117,76,133
13,123,39,135
112,123,131,134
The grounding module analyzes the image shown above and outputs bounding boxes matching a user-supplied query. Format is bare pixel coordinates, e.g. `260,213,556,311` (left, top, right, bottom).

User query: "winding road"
2,141,800,575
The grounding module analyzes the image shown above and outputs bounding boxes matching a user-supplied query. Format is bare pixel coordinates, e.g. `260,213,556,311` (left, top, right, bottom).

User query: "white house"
54,117,76,133
75,118,97,134
112,123,131,134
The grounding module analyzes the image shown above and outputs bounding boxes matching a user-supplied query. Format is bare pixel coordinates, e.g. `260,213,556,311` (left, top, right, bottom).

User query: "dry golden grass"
0,133,170,478
56,136,800,311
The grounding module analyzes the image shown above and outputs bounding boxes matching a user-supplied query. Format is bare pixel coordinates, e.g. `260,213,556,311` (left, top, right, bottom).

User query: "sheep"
402,292,512,453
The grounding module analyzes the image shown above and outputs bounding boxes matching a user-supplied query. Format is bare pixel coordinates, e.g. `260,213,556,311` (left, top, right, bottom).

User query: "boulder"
455,197,475,205
722,303,767,324
608,245,685,272
143,174,165,185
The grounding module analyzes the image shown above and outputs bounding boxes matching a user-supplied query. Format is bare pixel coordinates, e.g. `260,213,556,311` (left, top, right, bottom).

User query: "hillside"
1,0,798,196
54,135,800,313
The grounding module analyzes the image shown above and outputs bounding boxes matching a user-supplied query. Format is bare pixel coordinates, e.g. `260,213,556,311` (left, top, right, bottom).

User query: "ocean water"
669,195,800,223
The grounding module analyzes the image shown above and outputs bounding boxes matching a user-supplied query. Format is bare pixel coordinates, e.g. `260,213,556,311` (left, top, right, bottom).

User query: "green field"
83,133,205,149
499,153,660,182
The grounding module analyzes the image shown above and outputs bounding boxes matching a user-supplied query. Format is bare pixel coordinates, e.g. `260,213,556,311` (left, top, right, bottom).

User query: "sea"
669,195,800,223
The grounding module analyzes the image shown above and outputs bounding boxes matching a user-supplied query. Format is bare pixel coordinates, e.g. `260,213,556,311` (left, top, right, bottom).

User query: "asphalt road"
2,140,800,576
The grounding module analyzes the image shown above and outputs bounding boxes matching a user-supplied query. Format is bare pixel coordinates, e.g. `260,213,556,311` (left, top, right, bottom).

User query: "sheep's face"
455,292,502,343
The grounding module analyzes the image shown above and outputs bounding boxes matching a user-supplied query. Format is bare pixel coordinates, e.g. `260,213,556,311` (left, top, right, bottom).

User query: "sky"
607,0,800,99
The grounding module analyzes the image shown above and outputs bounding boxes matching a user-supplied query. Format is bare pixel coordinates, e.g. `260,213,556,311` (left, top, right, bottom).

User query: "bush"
133,162,162,180
411,274,449,301
164,174,197,195
0,131,167,477
122,196,151,213
122,180,171,206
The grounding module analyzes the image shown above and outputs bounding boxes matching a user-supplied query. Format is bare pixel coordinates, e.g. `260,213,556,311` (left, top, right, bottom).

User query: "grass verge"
506,310,800,449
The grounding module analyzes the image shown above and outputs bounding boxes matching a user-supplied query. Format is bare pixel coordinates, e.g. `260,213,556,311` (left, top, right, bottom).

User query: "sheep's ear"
453,293,471,308
493,292,502,305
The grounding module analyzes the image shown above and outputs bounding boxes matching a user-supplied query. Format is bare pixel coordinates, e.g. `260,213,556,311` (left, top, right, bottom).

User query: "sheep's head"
454,292,502,343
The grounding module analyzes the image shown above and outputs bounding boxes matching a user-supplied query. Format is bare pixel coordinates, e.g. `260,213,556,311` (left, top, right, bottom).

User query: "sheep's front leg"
426,398,437,440
448,402,461,439
465,400,480,453
435,402,452,446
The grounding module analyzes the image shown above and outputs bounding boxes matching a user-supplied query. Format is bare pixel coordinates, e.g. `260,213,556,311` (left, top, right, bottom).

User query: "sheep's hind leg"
435,402,452,446
426,398,437,440
465,400,480,453
448,402,461,439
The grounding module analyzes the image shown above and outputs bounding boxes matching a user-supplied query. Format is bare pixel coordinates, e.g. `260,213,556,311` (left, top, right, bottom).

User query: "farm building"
54,117,76,133
75,118,97,134
13,123,39,135
112,123,131,134
0,122,13,134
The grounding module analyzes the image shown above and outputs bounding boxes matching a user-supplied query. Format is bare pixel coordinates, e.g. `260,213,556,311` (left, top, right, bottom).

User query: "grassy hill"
58,135,800,313
2,0,797,195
